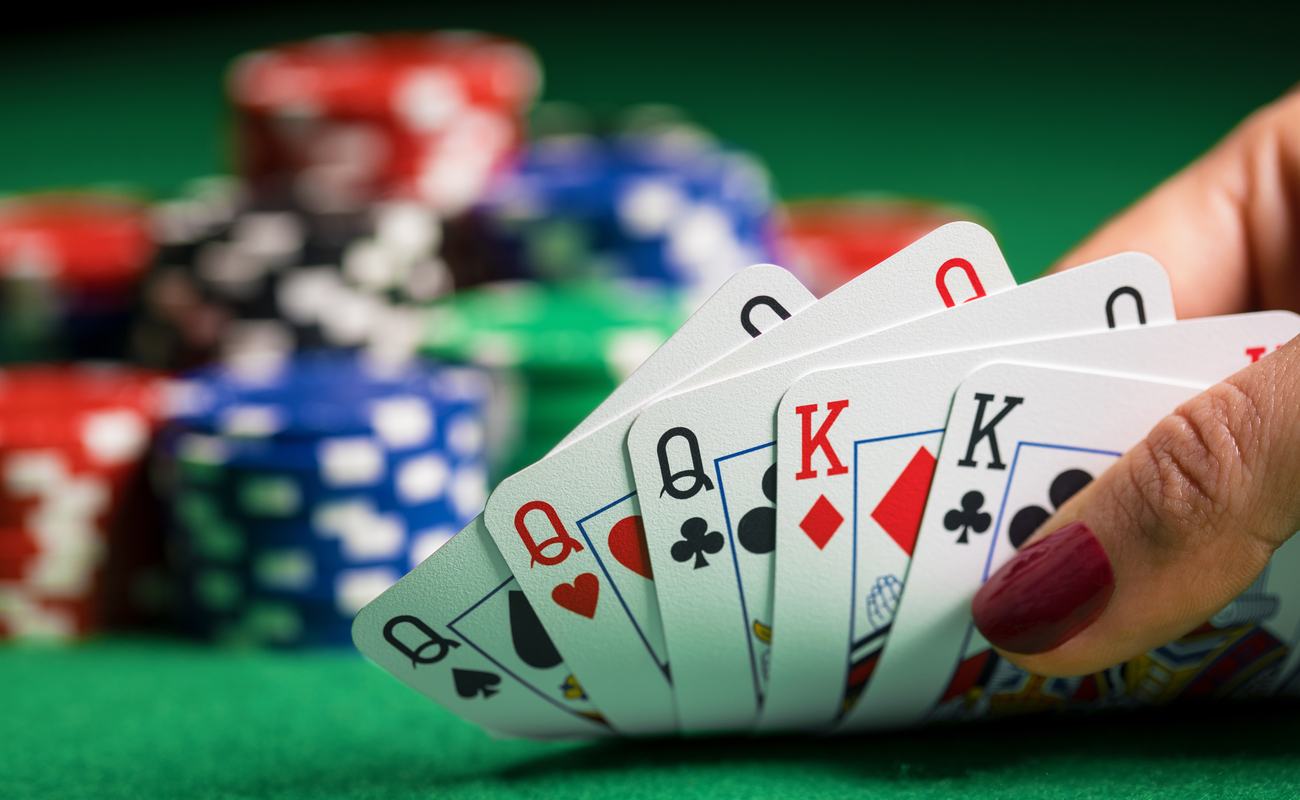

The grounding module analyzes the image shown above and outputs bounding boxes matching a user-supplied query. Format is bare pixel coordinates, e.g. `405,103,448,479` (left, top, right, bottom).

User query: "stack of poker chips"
133,177,470,369
160,353,489,647
0,366,166,640
775,197,974,296
422,280,685,478
228,32,541,215
464,117,776,293
0,193,156,362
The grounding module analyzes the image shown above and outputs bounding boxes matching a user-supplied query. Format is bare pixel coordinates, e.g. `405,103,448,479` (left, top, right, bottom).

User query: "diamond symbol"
871,446,936,556
799,495,844,550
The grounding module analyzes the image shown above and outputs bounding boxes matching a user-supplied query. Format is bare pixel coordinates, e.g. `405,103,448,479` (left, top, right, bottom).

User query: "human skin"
971,90,1300,677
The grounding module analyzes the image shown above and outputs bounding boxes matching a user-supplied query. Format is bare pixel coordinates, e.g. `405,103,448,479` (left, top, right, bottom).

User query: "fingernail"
971,521,1114,655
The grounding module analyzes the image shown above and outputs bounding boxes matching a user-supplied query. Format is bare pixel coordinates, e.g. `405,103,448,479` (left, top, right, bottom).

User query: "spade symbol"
1007,468,1094,549
738,464,777,554
509,589,562,669
453,668,501,699
943,490,992,545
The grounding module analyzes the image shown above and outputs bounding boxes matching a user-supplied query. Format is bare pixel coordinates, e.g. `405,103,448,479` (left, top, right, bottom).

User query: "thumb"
970,334,1300,677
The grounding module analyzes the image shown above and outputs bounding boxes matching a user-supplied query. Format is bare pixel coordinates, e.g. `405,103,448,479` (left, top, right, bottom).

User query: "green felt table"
6,639,1300,800
3,3,1300,797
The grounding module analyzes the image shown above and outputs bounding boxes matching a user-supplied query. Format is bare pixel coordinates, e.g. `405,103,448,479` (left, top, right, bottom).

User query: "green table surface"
6,638,1300,799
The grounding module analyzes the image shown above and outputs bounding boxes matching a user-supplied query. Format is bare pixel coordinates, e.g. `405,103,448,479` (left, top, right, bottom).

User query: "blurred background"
0,0,1294,649
5,1,1296,271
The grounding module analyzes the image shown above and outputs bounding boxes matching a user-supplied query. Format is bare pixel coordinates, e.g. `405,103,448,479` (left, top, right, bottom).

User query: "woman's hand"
970,90,1300,676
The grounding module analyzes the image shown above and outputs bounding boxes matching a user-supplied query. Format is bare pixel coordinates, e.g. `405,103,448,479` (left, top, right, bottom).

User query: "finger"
970,334,1300,677
1051,90,1300,319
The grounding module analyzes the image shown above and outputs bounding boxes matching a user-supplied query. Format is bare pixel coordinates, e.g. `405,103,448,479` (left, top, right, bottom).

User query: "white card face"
627,253,1173,733
849,362,1300,729
353,264,815,738
768,311,1300,732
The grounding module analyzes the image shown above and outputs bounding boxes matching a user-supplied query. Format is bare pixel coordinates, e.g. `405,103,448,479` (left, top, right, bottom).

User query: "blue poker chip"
174,583,362,648
471,129,777,288
165,351,489,438
172,478,478,567
162,350,487,647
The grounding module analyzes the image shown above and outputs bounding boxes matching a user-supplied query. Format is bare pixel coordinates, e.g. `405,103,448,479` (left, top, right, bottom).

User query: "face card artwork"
627,222,1017,732
355,264,815,737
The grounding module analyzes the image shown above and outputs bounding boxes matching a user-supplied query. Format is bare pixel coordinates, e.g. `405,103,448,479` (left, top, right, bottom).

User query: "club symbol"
944,490,991,544
671,516,724,569
1007,468,1093,549
738,464,777,554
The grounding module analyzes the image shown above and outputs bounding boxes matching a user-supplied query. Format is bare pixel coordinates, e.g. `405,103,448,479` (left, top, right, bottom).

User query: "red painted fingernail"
972,521,1114,655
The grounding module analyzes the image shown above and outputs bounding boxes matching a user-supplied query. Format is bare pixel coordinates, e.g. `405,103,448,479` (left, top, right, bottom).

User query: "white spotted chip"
370,396,434,447
335,568,402,615
317,438,384,486
396,453,450,504
82,410,149,465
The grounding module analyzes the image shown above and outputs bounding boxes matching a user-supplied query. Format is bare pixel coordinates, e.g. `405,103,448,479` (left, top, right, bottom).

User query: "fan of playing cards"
353,222,1300,739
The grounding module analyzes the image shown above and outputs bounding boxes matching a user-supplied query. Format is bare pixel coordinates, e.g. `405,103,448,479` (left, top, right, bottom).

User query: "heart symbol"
552,573,599,618
607,515,654,580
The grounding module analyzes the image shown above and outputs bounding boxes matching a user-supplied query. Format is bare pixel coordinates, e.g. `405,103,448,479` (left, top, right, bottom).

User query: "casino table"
6,639,1300,800
4,3,1300,798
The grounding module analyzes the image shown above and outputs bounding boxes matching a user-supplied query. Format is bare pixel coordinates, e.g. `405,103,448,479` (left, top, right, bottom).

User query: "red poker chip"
235,112,520,210
0,531,40,564
776,198,976,296
0,371,163,552
0,480,123,530
0,194,155,290
0,527,105,586
0,555,101,587
0,413,159,531
0,589,99,639
229,32,538,210
229,32,541,118
0,366,165,414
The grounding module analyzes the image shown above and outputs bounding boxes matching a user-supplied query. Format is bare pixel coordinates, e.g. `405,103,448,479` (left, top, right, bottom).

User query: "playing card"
846,362,1300,731
661,222,1012,391
474,275,823,735
480,221,1009,734
768,311,1300,731
627,253,1168,732
353,519,609,738
353,264,815,738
